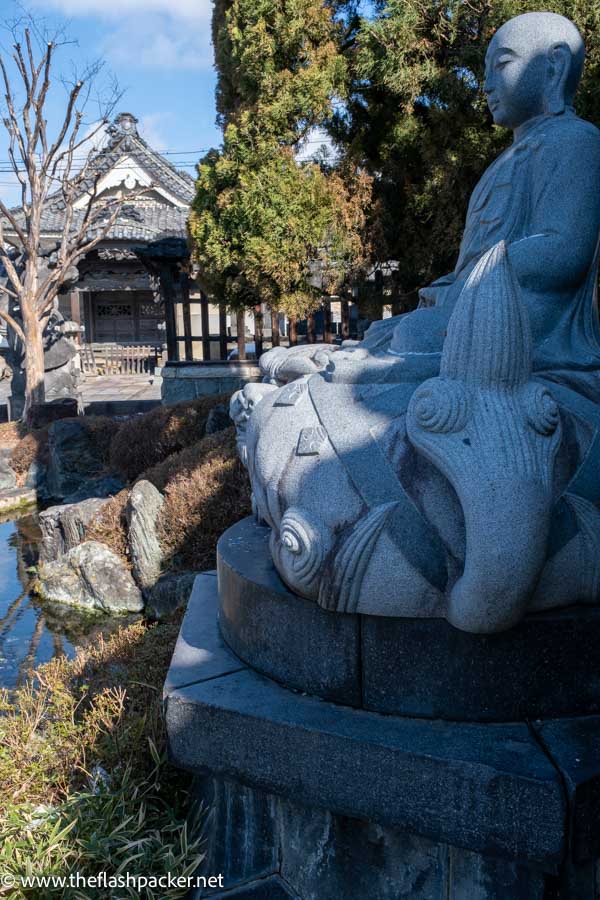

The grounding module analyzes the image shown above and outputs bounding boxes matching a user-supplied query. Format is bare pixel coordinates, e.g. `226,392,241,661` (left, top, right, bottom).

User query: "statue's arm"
507,129,600,293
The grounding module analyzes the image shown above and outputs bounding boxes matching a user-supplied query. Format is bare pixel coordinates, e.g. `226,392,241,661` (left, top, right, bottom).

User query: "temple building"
2,112,204,372
0,112,367,400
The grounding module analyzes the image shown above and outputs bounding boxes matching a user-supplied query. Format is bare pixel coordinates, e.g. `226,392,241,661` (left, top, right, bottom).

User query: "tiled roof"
32,202,190,242
3,112,195,243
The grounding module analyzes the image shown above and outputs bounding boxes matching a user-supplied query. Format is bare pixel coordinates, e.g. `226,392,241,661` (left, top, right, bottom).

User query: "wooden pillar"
200,292,211,361
307,313,316,344
341,300,350,341
162,269,179,362
181,274,194,362
323,300,332,344
289,316,298,346
219,304,228,360
236,309,246,360
270,308,280,347
254,303,264,359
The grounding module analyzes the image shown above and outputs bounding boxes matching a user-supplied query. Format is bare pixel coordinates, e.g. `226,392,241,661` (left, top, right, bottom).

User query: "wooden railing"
80,343,162,376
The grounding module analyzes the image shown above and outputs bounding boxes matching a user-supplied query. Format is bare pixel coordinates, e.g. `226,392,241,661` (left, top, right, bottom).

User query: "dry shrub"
108,394,230,482
9,428,49,486
148,426,252,572
0,619,182,810
8,416,117,487
0,619,203,894
81,415,119,467
84,489,130,564
0,421,26,448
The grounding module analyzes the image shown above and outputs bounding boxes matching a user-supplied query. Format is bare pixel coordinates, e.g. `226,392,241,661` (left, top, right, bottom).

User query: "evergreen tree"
190,0,371,319
333,0,600,307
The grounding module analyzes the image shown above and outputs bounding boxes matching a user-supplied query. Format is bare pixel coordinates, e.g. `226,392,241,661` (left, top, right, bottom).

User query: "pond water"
0,509,135,691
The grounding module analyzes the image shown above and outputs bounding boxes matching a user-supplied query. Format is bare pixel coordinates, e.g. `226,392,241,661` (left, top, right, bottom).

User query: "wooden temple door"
92,292,136,343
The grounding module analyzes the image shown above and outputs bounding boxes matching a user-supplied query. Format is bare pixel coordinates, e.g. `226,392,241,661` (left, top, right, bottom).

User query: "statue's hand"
259,345,340,385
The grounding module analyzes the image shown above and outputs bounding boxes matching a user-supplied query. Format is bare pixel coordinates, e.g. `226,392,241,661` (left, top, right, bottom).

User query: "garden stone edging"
35,540,144,614
126,480,164,590
39,497,110,563
146,571,196,621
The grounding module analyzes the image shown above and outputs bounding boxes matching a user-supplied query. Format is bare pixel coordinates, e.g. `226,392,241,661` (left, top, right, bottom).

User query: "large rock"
35,541,143,614
145,571,196,620
0,458,17,491
45,419,106,501
39,497,109,563
25,460,49,498
63,474,125,505
126,479,164,590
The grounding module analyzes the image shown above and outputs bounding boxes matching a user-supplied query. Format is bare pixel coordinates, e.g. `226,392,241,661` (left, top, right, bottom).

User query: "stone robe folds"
365,110,600,401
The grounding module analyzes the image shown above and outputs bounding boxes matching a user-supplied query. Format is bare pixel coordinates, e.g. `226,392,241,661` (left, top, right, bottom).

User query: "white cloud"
36,0,213,70
38,0,211,21
104,14,212,71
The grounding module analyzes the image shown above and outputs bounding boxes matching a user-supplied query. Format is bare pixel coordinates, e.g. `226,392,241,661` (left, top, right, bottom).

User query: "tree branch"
0,196,27,247
0,307,26,344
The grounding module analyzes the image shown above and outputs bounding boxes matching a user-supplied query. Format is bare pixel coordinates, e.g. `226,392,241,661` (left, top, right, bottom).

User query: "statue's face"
484,27,549,129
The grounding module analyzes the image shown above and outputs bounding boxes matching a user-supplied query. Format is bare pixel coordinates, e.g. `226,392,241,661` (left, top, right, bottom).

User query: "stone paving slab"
163,573,247,697
0,375,161,421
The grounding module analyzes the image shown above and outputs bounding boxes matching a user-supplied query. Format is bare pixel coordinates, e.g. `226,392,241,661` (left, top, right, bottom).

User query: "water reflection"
0,508,139,691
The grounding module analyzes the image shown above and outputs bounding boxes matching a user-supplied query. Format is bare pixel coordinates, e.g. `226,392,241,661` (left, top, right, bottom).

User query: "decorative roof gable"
3,112,197,244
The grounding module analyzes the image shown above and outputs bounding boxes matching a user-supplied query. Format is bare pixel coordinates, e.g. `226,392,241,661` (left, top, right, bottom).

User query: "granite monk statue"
231,12,600,634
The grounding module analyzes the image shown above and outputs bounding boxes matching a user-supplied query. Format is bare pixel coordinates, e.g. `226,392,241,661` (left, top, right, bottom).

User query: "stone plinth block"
217,518,361,705
164,575,564,868
161,362,262,406
218,517,600,722
164,572,600,899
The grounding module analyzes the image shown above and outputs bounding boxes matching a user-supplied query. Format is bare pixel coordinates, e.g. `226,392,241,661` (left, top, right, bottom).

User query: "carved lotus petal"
522,384,560,435
278,508,327,586
411,380,469,434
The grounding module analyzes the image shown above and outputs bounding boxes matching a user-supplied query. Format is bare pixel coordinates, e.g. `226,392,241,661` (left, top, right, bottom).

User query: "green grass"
0,620,203,899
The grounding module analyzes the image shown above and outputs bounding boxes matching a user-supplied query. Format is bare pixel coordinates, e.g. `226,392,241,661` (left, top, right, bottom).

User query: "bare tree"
0,18,129,423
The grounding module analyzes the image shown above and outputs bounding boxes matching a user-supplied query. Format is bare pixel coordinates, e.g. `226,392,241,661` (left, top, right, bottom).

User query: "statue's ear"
545,42,572,115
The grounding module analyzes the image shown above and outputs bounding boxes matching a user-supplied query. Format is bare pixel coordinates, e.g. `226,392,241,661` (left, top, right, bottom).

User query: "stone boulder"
35,541,143,614
63,474,125,505
45,419,106,501
0,458,17,491
39,497,109,563
126,480,164,590
145,571,196,620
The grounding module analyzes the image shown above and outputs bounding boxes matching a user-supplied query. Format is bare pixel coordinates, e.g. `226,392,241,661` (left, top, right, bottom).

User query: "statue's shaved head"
484,12,585,130
489,12,585,103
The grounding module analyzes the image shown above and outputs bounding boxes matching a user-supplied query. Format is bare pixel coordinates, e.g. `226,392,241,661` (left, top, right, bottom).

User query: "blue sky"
0,0,220,205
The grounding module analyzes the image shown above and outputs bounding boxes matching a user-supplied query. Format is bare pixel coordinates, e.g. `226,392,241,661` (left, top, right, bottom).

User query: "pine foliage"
334,0,600,304
190,0,371,317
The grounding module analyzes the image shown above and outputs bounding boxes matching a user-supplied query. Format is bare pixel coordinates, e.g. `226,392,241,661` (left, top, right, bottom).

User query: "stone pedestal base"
160,362,262,405
164,570,600,899
193,775,559,899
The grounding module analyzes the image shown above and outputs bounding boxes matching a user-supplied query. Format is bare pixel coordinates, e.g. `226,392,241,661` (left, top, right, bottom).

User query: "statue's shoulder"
541,113,600,150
